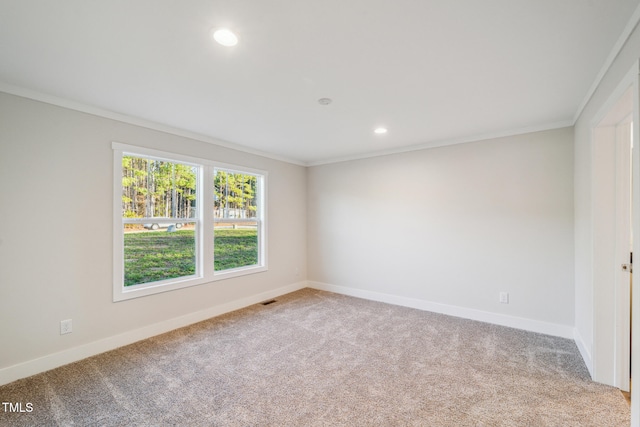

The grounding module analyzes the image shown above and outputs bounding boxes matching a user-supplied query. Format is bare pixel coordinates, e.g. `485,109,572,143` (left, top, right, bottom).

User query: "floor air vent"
261,299,277,306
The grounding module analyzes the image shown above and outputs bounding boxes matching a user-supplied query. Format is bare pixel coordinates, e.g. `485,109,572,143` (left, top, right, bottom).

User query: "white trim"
0,83,305,167
113,141,205,167
589,65,638,129
614,118,632,392
630,64,640,427
213,160,268,178
0,82,572,169
113,146,206,301
113,146,124,296
307,120,573,166
212,166,267,279
573,327,593,378
113,144,268,301
308,281,575,339
112,142,269,176
0,281,307,387
574,3,640,124
588,63,638,389
211,265,268,281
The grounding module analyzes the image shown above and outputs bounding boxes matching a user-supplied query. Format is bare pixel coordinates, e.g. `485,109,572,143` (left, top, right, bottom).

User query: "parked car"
143,222,183,230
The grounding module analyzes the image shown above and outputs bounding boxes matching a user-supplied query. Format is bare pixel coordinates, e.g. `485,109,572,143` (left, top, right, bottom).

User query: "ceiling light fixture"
374,127,388,134
212,28,238,47
318,98,332,105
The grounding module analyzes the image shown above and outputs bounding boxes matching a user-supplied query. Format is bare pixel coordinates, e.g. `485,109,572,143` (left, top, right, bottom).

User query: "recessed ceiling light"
318,98,332,105
212,28,238,47
374,127,388,134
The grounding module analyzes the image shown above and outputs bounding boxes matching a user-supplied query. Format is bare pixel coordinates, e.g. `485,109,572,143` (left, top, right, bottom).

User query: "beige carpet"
0,289,630,426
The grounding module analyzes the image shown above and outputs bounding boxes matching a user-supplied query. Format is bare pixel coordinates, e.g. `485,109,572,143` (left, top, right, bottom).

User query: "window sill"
113,266,268,302
212,265,268,281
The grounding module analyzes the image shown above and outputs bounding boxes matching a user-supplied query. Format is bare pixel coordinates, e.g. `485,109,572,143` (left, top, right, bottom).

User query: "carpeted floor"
0,288,630,426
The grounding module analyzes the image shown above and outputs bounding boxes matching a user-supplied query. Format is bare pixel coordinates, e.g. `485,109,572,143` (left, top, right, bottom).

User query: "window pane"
124,223,196,286
214,170,258,220
214,222,258,271
122,155,197,219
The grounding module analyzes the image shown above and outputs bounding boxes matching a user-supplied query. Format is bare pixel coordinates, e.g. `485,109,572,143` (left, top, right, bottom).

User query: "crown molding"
0,82,306,167
307,120,573,167
573,2,640,124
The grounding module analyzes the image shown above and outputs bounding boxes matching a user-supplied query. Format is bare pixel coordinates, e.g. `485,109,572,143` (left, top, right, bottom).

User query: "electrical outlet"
499,292,509,304
294,267,300,278
60,319,72,335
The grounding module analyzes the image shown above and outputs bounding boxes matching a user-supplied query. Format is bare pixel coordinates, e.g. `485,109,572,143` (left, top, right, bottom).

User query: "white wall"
308,128,575,333
0,92,307,384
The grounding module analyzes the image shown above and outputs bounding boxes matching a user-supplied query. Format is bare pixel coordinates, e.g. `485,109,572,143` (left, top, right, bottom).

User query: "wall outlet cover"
60,319,72,335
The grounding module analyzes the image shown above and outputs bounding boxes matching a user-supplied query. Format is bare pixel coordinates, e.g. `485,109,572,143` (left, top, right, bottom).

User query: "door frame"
591,61,639,424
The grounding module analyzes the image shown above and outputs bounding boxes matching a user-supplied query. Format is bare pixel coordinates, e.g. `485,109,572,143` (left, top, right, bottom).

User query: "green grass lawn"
124,228,258,286
213,228,259,271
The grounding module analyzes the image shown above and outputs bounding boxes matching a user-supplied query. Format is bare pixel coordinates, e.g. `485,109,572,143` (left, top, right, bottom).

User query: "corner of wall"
573,327,593,378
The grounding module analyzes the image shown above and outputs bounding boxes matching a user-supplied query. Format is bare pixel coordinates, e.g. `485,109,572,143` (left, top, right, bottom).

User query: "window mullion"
202,165,215,279
113,148,125,299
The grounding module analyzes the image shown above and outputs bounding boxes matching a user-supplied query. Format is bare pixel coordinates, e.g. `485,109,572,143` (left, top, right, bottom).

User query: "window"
120,154,200,287
214,169,261,272
113,143,267,301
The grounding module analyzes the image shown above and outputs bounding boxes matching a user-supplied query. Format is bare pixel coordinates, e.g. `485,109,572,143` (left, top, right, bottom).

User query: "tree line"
121,156,258,220
214,170,258,219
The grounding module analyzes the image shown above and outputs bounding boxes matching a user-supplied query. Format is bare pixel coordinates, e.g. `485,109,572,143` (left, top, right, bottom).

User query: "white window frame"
113,142,268,302
212,164,267,279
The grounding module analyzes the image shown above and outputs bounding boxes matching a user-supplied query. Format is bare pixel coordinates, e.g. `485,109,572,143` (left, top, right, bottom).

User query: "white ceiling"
1,0,639,165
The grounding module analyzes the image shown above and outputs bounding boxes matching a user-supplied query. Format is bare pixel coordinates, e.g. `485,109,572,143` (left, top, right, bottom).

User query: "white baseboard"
1,281,583,387
308,281,575,339
0,281,307,387
573,328,593,378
